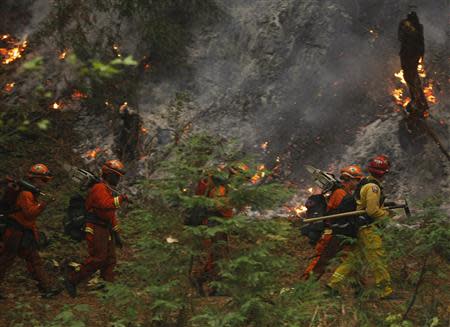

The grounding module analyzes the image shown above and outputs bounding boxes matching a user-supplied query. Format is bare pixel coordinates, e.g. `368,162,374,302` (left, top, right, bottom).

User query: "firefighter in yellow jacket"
327,155,393,298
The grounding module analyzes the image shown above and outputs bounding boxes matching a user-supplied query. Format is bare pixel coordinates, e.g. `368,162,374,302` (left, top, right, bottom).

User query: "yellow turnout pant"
328,226,392,296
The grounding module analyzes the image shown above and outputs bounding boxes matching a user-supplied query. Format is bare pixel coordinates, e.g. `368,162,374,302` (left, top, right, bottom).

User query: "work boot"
378,284,394,300
63,262,77,298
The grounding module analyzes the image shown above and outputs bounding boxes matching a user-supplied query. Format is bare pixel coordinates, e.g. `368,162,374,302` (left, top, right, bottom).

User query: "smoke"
136,0,448,199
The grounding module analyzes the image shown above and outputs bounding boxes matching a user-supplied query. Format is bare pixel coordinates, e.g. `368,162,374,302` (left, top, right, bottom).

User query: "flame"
294,205,307,215
308,187,314,194
392,88,411,108
140,127,148,134
260,141,269,151
394,70,407,85
0,35,28,65
51,102,63,110
4,82,15,92
286,204,307,216
423,81,437,104
71,90,87,100
85,147,101,159
417,57,426,78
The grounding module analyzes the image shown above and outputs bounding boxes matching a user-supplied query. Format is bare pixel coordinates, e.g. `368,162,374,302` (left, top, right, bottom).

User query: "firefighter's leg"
359,227,392,297
0,228,22,286
100,236,117,282
19,247,52,291
303,232,333,280
327,243,360,289
70,225,108,284
312,235,343,278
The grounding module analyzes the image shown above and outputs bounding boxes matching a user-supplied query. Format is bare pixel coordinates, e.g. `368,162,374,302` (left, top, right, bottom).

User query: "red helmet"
367,155,390,177
28,164,53,180
102,160,126,176
340,165,364,180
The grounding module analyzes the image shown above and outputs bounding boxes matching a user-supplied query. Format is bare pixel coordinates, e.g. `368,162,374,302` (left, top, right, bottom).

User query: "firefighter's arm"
90,184,125,209
364,185,388,219
18,191,46,219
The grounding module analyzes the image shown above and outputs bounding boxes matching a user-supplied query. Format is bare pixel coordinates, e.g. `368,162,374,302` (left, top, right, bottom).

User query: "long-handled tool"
303,199,411,223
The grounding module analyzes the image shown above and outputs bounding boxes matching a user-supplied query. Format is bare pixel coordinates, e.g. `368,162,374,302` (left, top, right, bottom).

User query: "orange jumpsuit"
0,191,52,291
69,182,123,284
302,188,347,279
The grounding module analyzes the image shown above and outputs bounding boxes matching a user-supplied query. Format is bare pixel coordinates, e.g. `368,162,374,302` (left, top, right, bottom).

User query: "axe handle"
303,205,409,223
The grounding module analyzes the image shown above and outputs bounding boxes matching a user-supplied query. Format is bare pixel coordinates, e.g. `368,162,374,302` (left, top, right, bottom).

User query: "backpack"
64,194,88,241
300,194,328,246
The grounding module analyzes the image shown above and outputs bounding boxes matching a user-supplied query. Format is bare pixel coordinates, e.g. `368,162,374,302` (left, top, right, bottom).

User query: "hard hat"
367,155,390,177
101,160,126,176
28,164,53,180
340,165,364,180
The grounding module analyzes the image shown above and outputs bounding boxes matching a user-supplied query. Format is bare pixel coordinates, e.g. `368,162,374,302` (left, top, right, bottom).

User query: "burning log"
398,12,429,118
396,12,449,161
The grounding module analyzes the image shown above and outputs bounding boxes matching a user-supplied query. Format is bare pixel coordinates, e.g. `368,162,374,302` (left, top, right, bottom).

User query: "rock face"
2,0,449,199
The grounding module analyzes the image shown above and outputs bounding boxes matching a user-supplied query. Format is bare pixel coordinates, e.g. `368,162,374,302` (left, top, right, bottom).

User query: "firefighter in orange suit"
0,164,60,298
192,165,236,296
328,155,393,299
65,160,128,297
303,165,364,280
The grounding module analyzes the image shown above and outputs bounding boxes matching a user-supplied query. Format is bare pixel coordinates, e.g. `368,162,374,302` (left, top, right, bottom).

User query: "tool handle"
302,205,408,223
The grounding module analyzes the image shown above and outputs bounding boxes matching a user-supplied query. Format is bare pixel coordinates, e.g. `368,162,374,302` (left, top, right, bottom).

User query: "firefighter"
302,165,364,280
192,164,236,296
64,160,128,297
327,155,393,299
398,11,428,116
0,164,60,299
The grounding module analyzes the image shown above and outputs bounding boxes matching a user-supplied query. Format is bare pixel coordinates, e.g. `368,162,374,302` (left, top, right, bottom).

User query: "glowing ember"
4,82,15,92
144,63,151,70
251,164,266,184
51,102,63,110
119,102,128,113
0,35,28,65
71,90,87,100
58,50,67,60
140,127,148,134
85,147,102,159
260,141,269,150
112,44,121,57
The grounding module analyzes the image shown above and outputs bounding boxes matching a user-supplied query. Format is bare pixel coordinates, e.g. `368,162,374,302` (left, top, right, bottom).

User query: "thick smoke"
137,0,448,199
